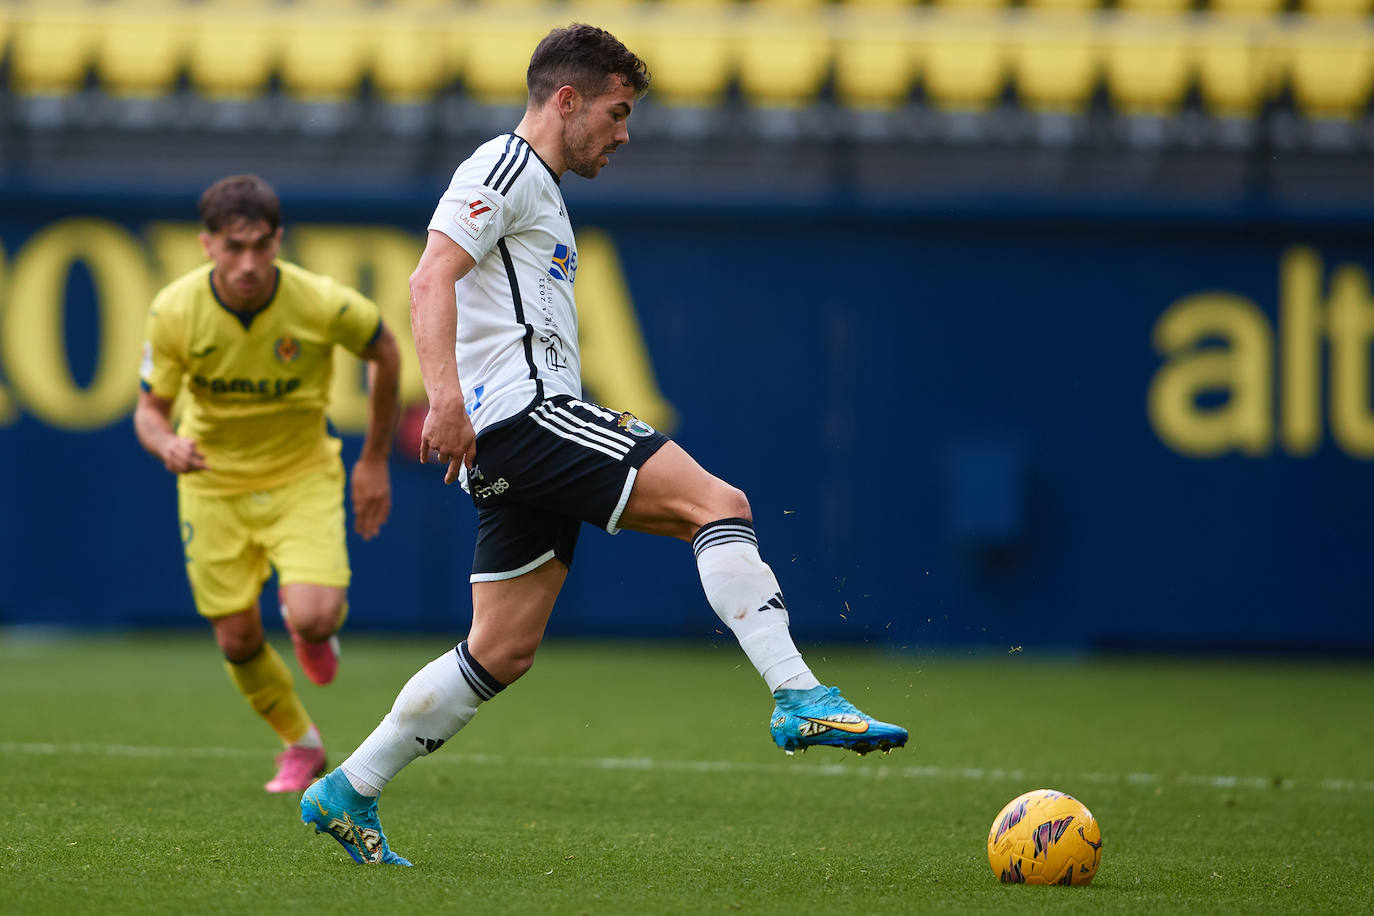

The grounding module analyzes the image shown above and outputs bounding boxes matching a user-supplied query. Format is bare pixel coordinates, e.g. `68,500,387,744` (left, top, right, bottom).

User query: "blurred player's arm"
409,229,478,485
134,389,207,473
350,324,401,540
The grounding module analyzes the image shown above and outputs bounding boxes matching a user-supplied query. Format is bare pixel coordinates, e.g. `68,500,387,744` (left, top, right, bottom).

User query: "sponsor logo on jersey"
191,375,301,398
275,336,299,362
616,411,655,437
456,193,499,239
548,243,577,281
140,341,154,380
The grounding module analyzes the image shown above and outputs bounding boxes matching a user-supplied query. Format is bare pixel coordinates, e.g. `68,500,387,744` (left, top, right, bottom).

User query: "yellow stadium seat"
1299,0,1374,17
461,15,550,105
840,0,920,8
1104,19,1192,114
1192,23,1268,116
9,11,96,96
918,17,1009,111
930,0,1010,10
373,18,449,102
833,18,920,109
278,16,371,102
1010,19,1101,114
1287,27,1374,119
94,13,188,98
1208,0,1286,17
1116,0,1193,14
1025,0,1102,11
735,17,830,108
188,17,280,99
637,19,734,107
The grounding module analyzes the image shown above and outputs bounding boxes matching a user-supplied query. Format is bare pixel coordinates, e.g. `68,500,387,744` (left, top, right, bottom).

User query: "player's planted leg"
301,642,503,864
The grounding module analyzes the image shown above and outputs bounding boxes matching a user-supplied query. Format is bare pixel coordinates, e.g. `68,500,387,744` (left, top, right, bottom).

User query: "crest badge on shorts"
617,412,655,437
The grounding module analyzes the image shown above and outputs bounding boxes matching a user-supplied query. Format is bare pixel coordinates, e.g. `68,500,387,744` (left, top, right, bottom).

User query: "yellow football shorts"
177,461,351,617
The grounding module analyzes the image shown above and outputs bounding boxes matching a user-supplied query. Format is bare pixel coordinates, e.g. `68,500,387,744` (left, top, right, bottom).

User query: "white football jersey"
428,133,581,434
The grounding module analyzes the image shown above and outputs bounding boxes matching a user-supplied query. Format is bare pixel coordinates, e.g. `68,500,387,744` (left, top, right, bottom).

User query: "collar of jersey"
512,132,560,185
208,266,281,331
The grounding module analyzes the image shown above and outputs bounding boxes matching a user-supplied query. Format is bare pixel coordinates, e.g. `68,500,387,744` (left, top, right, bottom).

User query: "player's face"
564,77,635,179
201,219,282,309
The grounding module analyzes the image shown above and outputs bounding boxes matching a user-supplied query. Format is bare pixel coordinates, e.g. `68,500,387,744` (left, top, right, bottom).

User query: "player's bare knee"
717,483,751,523
219,633,264,664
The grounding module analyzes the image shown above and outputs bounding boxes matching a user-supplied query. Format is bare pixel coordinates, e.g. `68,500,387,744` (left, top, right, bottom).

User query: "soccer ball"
987,789,1102,886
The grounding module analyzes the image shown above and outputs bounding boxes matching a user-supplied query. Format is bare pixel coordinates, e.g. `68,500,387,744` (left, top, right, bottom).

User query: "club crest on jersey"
457,193,499,240
548,243,577,282
616,412,655,437
274,336,299,362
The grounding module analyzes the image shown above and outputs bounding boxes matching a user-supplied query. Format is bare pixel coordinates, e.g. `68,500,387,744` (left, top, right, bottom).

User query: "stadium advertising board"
1,202,1370,651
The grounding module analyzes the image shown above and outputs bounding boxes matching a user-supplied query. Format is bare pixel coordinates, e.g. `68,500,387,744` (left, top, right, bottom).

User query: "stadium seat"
636,19,734,107
1010,18,1101,114
1104,18,1192,115
1192,23,1268,117
735,16,830,109
929,0,1011,10
1287,26,1374,119
917,17,1009,111
278,15,371,102
9,10,96,96
188,16,280,100
1207,0,1286,17
373,17,449,103
461,15,551,105
93,12,188,99
1299,0,1374,18
833,18,920,109
1024,0,1103,11
1116,0,1193,14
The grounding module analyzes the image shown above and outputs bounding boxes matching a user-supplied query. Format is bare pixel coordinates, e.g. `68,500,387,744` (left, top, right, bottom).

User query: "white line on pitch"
4,740,1372,794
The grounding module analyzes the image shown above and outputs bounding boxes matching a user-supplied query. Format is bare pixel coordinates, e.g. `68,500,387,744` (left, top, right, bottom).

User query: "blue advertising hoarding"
0,193,1370,651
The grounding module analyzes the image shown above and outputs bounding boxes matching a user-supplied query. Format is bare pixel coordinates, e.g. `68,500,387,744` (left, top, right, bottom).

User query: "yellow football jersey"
140,260,382,495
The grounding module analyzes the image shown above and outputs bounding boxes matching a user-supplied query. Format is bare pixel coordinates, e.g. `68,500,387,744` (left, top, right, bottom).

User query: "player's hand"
418,395,475,485
161,437,208,474
350,456,391,540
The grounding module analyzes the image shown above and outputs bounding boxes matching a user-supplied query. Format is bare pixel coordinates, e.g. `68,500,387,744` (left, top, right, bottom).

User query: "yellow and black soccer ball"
987,789,1103,886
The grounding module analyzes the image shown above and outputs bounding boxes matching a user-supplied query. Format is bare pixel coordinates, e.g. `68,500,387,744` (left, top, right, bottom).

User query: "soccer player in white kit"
302,23,907,866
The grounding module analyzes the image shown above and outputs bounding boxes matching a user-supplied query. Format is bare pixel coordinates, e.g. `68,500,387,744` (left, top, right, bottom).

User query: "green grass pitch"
3,632,1372,914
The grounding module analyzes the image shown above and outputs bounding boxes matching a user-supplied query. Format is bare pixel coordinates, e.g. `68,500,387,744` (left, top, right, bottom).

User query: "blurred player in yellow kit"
134,175,401,792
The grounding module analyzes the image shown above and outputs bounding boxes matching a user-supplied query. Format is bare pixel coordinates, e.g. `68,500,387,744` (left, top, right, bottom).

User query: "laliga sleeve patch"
140,340,154,381
455,192,500,240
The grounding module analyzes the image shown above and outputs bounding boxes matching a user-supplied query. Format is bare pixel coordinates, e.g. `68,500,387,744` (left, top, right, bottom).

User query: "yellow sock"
225,642,312,746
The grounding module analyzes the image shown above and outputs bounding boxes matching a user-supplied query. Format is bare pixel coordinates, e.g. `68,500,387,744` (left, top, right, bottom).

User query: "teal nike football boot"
301,769,412,866
770,685,908,756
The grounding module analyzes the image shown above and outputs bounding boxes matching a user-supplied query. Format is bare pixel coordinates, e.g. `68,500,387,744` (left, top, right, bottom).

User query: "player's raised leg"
619,441,908,755
211,608,326,791
303,558,566,865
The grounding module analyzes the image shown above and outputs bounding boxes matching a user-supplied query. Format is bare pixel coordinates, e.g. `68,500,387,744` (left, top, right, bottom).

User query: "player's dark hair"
198,174,281,233
526,23,649,107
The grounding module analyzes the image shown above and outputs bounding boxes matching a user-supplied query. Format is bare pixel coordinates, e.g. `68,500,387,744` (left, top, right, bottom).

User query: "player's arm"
350,323,401,540
133,389,207,473
409,228,478,485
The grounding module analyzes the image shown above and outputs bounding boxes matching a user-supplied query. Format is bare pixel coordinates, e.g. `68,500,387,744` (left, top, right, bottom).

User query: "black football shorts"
467,395,670,582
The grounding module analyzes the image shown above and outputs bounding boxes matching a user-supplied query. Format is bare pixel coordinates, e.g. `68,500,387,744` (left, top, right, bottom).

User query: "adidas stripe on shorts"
467,394,669,582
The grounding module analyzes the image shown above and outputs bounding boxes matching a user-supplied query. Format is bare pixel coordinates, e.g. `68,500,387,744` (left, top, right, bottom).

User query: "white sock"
340,641,503,796
291,723,323,750
693,518,820,694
